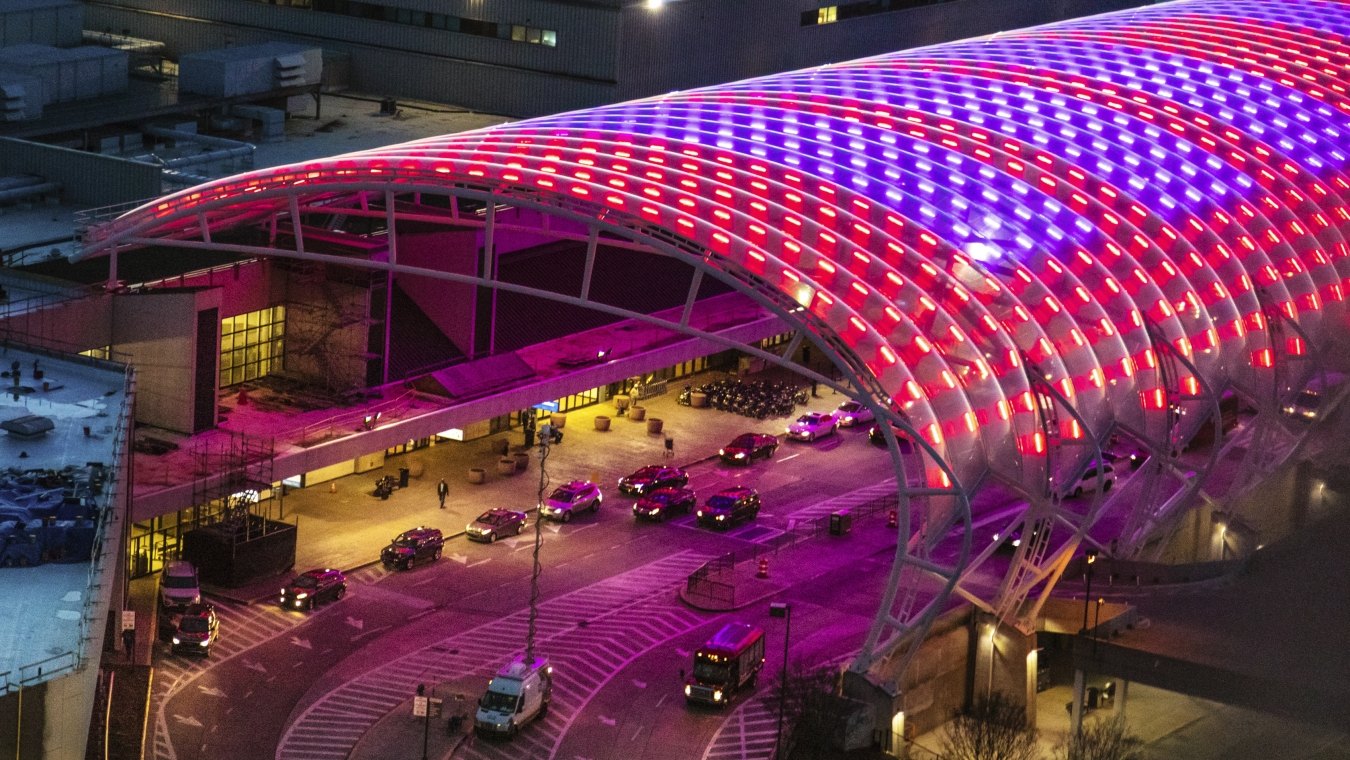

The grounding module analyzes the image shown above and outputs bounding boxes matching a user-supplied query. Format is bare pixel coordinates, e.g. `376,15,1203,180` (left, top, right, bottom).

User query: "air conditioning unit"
0,82,30,122
273,53,306,88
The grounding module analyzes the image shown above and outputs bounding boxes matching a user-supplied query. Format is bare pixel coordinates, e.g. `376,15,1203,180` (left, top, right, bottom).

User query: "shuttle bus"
684,622,766,706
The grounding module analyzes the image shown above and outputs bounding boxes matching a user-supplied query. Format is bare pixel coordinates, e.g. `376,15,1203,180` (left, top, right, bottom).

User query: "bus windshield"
693,659,730,683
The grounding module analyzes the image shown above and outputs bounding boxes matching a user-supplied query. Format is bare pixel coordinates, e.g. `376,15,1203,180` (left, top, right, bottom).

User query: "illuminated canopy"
83,0,1349,654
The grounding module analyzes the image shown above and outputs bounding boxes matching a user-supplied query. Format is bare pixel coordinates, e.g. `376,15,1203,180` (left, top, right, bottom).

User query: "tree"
1054,715,1141,760
766,664,856,760
936,691,1040,760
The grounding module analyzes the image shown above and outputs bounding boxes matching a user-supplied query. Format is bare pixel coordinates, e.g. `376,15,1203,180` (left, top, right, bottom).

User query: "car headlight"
713,689,724,702
697,510,704,518
716,515,725,521
684,684,692,696
719,449,726,456
172,637,180,645
199,640,210,647
296,592,308,599
734,453,746,459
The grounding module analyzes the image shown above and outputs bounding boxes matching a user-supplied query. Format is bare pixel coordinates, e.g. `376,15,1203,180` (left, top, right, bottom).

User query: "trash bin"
398,467,410,488
829,509,852,535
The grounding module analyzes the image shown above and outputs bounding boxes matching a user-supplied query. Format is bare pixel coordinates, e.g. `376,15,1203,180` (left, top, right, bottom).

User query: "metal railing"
293,388,421,447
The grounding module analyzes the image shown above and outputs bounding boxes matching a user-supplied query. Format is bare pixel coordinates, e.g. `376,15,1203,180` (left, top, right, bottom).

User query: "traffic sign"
121,610,136,631
412,695,428,718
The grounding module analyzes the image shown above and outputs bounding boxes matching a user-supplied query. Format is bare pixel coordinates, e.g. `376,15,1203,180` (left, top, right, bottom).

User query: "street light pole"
1079,549,1098,635
770,602,791,758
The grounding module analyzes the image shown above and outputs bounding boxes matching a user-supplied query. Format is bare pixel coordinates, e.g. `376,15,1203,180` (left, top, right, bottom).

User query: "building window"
801,0,956,26
220,306,286,387
80,345,112,360
300,0,553,46
817,6,838,24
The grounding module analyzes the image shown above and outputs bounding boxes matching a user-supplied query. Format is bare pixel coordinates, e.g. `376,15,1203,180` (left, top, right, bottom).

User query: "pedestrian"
664,435,674,459
437,478,449,509
122,626,135,662
811,379,819,398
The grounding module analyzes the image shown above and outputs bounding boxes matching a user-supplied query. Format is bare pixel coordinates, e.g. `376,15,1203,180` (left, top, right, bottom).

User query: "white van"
475,655,553,738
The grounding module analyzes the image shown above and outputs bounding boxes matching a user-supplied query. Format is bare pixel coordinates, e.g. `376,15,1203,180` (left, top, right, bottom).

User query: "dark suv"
633,486,697,521
381,527,445,570
279,568,347,610
618,465,689,496
171,603,220,656
697,486,761,529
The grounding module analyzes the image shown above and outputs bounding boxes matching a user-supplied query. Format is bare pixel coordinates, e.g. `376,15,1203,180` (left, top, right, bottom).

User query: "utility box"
179,42,322,97
829,509,852,535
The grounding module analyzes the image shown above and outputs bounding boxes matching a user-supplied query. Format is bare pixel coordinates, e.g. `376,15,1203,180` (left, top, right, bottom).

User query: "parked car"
159,560,201,612
719,433,779,464
1282,389,1321,421
618,465,689,496
467,508,529,542
381,526,445,570
171,603,220,656
1068,464,1116,498
786,412,838,441
867,423,916,453
834,400,875,428
540,480,602,522
697,486,761,529
279,568,347,610
633,486,698,521
994,518,1050,551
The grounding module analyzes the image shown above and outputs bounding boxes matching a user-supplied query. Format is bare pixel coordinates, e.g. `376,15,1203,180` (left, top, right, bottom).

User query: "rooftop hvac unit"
274,53,306,88
0,81,36,121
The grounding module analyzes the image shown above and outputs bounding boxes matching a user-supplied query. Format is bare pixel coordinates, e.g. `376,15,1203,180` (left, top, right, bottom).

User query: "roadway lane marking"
777,453,801,462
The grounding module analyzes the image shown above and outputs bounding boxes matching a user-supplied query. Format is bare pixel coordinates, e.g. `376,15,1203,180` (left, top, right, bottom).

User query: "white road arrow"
173,715,203,728
243,660,267,674
631,679,647,689
447,553,470,565
197,686,226,698
599,715,617,727
345,616,364,630
289,637,312,650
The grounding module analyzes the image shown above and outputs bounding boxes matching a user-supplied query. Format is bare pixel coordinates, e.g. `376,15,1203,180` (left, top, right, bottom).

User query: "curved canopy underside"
81,0,1350,675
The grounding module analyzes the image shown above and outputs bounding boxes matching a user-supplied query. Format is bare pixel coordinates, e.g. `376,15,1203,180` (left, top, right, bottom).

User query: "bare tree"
936,691,1040,760
1054,715,1141,760
766,664,855,759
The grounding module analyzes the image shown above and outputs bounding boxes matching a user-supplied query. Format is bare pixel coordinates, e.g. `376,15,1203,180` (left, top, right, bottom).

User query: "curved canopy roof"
83,0,1350,496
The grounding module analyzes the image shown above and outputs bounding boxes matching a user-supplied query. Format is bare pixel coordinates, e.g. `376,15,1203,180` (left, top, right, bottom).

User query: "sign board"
121,610,136,631
532,401,560,413
429,698,442,718
412,695,429,718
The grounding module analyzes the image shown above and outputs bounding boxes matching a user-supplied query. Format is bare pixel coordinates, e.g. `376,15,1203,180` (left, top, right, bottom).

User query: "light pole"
1079,548,1098,635
770,601,791,758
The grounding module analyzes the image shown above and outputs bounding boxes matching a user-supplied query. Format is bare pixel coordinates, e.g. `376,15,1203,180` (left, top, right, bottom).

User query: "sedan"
786,412,838,441
279,568,347,610
540,480,602,522
633,486,697,521
617,465,689,496
719,433,779,464
466,508,529,542
171,603,220,656
834,400,875,428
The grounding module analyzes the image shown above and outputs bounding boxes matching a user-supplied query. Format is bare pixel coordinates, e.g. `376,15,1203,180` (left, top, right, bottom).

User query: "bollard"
329,481,337,494
757,557,769,579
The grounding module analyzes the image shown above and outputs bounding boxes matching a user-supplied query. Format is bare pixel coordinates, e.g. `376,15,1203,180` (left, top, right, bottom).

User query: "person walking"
437,478,449,509
664,435,675,459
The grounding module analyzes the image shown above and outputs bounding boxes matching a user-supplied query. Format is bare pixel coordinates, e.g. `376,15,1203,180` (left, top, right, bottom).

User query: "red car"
718,433,779,465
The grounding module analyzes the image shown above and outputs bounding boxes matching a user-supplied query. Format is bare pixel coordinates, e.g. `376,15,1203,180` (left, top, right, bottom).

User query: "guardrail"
293,388,420,447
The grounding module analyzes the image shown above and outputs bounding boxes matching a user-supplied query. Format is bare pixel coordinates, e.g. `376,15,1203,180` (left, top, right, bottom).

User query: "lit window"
818,6,838,24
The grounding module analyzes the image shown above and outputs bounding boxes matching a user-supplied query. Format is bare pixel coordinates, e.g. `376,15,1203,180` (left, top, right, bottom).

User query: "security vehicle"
159,560,201,612
633,486,697,521
617,465,689,496
696,486,761,529
475,655,553,738
539,480,602,522
467,508,528,542
171,603,220,656
718,433,779,464
381,526,445,570
786,411,838,441
685,622,765,707
279,568,347,610
834,400,875,427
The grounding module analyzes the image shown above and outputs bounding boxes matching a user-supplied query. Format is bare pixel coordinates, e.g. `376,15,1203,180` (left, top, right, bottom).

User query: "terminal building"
1,0,1347,757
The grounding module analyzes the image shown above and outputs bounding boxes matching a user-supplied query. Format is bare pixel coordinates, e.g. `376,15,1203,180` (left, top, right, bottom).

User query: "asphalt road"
149,423,906,760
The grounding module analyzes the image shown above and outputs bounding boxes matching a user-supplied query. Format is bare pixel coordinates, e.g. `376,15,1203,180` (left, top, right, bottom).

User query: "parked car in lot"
381,526,445,570
467,508,529,542
867,422,916,453
786,412,838,441
279,568,347,610
719,433,779,464
617,465,689,496
1068,464,1116,498
697,486,761,529
633,486,698,521
540,480,603,522
834,400,875,428
159,560,201,612
171,603,220,656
